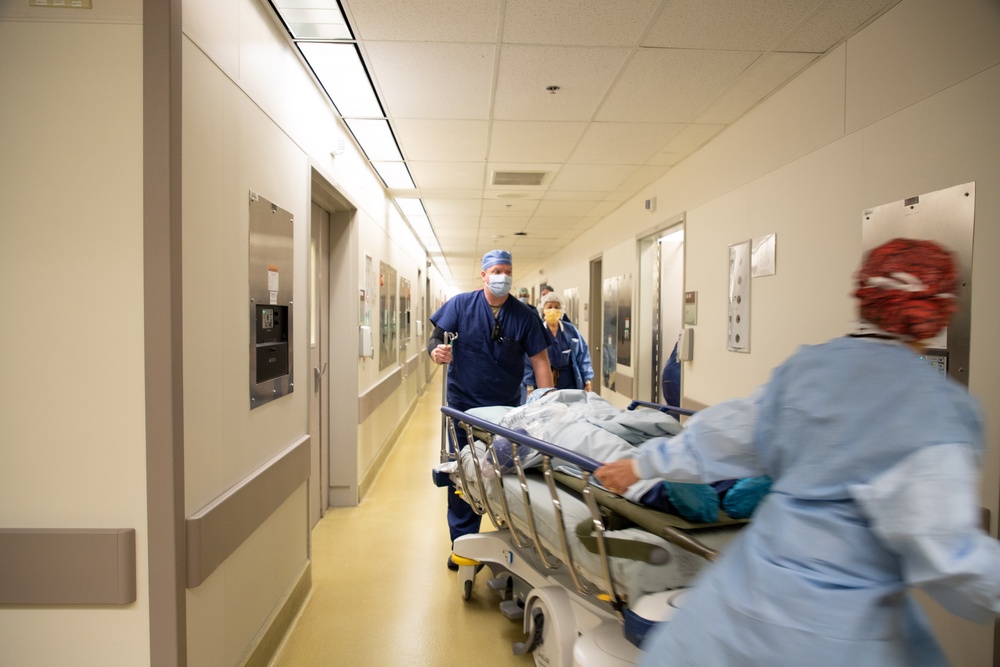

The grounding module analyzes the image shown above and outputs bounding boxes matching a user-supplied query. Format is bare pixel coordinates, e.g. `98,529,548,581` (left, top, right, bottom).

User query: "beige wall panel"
846,0,1000,133
0,19,149,667
187,487,308,667
682,187,752,403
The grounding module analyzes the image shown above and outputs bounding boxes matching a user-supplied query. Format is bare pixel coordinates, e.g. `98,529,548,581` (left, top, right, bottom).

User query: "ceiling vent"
492,170,547,186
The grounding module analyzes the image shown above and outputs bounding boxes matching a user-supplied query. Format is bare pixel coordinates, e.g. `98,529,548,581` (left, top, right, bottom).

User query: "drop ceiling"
269,0,899,291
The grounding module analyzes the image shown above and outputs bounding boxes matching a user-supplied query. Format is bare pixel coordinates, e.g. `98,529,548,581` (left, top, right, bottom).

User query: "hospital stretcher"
439,404,747,667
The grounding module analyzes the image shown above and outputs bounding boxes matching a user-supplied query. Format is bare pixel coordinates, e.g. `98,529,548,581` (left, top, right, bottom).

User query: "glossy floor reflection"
272,369,533,666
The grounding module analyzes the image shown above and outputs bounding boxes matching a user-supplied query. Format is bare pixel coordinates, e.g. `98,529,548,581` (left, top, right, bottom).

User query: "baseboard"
239,561,311,667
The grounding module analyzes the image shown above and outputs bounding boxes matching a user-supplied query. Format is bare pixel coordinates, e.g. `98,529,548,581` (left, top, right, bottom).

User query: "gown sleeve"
851,443,1000,622
633,393,767,483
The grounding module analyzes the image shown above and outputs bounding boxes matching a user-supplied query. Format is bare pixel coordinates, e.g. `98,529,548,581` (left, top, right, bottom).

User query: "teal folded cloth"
663,481,720,523
722,475,772,519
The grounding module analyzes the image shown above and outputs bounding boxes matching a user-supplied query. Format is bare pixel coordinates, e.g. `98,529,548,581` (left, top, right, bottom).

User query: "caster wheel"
463,578,473,601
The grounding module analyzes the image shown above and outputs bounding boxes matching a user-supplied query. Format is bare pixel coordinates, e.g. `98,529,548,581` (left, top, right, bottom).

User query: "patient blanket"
494,390,680,503
469,390,770,522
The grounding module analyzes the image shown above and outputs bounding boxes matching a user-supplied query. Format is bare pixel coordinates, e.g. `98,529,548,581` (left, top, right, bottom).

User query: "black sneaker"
447,556,458,571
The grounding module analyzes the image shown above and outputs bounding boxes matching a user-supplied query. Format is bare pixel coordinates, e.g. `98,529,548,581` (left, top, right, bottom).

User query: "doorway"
636,217,685,404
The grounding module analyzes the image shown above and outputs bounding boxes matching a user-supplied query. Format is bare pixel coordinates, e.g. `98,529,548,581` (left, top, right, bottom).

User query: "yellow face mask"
543,308,563,324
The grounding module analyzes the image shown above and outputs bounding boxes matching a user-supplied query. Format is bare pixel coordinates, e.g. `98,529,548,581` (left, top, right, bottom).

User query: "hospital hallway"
272,367,533,666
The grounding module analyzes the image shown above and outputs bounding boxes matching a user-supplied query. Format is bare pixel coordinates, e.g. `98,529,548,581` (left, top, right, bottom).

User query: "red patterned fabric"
854,238,958,340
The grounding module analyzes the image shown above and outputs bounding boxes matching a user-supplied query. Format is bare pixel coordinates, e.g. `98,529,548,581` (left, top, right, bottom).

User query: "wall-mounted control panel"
249,191,294,409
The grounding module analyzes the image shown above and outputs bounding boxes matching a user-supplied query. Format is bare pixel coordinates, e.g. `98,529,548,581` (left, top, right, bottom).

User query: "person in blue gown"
523,291,594,395
596,238,1000,666
428,249,554,569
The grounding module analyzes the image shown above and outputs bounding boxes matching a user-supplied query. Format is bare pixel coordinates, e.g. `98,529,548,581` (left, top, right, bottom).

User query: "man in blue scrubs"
428,249,554,568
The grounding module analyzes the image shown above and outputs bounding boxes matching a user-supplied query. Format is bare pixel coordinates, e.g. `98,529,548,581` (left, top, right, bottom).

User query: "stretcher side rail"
443,406,625,608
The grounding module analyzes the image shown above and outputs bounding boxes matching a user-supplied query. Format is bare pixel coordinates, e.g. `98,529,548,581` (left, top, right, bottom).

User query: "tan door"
309,202,331,527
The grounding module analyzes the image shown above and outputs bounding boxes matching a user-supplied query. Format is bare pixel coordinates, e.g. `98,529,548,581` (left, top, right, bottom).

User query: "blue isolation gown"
523,320,594,390
632,336,998,667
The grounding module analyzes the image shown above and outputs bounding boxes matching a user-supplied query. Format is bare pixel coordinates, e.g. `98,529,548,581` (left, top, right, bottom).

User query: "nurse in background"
597,238,1000,666
428,249,553,569
524,291,593,395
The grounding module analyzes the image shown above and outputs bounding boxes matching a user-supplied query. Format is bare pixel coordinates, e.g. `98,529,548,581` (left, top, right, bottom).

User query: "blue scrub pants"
446,425,482,545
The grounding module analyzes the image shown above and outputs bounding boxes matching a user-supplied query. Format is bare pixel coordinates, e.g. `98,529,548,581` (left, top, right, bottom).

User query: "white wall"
180,0,435,661
522,0,1000,663
0,14,150,667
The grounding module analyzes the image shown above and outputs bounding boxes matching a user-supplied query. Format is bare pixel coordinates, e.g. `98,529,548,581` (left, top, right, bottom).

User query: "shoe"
447,556,458,571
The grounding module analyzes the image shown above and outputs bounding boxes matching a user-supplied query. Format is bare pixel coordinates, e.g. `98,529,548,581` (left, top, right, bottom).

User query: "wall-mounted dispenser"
249,190,295,409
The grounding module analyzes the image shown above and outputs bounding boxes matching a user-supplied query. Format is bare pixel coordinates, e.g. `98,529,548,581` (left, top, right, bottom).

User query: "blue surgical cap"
482,249,512,270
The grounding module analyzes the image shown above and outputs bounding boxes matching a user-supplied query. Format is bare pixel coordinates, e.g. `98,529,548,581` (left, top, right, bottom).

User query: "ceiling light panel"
371,162,415,189
344,119,401,161
276,6,352,40
298,42,383,117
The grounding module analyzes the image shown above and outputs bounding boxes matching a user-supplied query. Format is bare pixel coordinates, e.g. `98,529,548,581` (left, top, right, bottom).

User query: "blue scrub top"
431,290,552,411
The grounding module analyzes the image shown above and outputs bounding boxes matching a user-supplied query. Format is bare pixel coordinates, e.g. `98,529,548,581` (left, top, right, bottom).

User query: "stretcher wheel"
516,587,576,667
462,578,473,601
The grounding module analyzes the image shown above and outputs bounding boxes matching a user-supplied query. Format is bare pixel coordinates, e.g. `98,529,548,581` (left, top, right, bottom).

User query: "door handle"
314,362,328,383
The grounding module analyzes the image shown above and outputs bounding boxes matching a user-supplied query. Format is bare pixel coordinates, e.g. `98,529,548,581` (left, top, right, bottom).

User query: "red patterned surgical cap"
854,238,958,340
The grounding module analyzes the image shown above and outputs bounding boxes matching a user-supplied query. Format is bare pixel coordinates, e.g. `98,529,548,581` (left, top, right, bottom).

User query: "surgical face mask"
486,273,513,298
519,296,531,304
544,308,563,324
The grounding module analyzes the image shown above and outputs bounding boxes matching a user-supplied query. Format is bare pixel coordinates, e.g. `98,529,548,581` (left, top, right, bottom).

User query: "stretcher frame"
441,402,746,666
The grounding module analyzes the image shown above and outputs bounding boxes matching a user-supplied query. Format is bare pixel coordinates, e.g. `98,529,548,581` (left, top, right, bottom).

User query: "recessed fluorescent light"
276,7,351,40
345,119,401,161
298,43,382,118
395,198,426,218
372,162,415,189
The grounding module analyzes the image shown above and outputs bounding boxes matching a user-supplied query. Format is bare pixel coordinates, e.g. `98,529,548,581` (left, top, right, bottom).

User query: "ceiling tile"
697,52,819,124
779,0,900,53
408,161,486,189
393,119,488,161
643,0,826,51
422,199,482,216
345,0,501,42
533,199,601,217
488,121,587,163
549,164,639,191
597,48,762,123
615,164,673,193
569,122,686,164
363,42,496,119
482,198,539,214
502,0,661,46
494,45,631,121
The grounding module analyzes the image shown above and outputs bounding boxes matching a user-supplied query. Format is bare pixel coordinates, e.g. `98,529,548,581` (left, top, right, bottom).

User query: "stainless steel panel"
249,191,295,408
862,182,975,386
